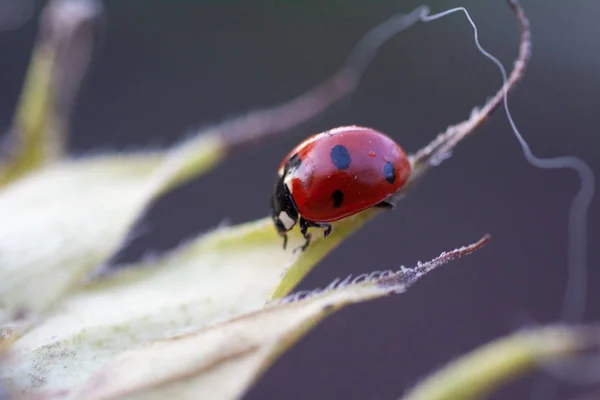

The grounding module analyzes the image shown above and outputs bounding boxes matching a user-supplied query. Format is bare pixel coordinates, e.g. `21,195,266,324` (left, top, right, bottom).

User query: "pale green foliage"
2,212,376,391
49,283,406,400
402,326,595,400
0,136,224,330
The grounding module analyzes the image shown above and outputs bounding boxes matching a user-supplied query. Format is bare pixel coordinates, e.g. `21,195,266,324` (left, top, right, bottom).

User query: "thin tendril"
421,5,595,327
419,4,596,399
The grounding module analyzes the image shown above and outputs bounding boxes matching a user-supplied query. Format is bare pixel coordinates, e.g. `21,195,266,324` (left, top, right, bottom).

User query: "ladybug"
271,125,411,252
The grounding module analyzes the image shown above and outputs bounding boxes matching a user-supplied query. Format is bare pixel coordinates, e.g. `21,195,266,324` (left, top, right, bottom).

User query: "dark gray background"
1,0,598,399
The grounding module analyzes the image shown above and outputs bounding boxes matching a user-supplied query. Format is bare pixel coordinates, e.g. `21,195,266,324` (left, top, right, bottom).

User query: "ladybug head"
270,174,298,249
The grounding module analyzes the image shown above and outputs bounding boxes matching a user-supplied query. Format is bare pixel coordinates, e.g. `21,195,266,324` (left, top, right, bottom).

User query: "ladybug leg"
294,218,334,252
322,224,333,238
304,220,333,238
374,200,395,209
294,217,312,253
281,233,288,250
299,235,311,253
294,218,326,251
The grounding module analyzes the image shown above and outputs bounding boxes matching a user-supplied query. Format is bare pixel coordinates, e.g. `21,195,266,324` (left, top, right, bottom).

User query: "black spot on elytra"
330,145,351,170
332,190,344,208
383,162,396,184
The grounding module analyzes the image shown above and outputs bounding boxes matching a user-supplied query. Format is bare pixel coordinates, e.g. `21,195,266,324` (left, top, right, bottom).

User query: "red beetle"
270,125,411,251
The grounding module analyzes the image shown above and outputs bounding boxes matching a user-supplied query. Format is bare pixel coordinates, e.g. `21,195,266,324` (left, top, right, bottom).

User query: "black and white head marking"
271,152,303,249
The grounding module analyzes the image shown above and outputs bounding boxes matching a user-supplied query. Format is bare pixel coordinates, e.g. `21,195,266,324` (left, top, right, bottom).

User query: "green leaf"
69,282,396,400
3,234,488,398
1,208,378,392
0,133,225,330
0,0,101,187
401,325,597,400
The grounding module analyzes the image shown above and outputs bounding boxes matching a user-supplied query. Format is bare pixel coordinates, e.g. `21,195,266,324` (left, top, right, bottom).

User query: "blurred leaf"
0,133,225,331
1,208,377,392
1,41,56,186
401,325,595,400
0,0,101,187
4,235,487,399
70,283,394,400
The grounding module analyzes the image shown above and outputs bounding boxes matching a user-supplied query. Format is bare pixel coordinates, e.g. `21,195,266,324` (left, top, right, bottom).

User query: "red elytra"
271,125,411,251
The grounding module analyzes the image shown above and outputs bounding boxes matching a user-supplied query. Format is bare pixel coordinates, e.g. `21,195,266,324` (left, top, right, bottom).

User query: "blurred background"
1,0,598,398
